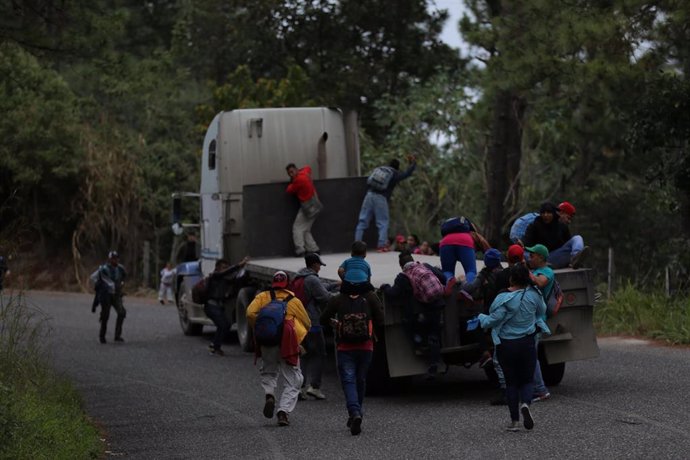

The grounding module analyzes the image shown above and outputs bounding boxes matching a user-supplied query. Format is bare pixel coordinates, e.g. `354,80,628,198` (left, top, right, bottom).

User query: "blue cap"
484,248,502,269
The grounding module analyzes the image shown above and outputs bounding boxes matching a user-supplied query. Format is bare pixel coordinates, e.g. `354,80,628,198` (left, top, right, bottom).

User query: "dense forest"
1,0,688,293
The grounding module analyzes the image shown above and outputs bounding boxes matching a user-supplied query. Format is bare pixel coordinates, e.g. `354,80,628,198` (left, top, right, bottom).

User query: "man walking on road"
247,271,311,426
286,163,323,257
354,155,416,252
293,253,339,400
96,251,127,344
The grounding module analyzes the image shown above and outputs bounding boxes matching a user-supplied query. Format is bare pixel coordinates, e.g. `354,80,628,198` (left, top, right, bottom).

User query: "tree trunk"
485,90,526,246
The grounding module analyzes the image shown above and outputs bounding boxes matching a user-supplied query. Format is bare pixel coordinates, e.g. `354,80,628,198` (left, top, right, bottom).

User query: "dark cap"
305,253,326,267
539,202,558,214
108,251,119,259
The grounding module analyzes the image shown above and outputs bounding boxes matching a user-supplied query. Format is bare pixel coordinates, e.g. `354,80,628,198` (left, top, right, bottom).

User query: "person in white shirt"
158,262,176,304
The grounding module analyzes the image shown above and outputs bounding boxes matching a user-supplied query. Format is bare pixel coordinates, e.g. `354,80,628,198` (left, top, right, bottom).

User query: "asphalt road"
25,290,690,459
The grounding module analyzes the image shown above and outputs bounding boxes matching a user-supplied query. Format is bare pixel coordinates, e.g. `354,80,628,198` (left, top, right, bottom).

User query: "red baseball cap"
507,244,524,263
272,271,289,288
558,201,576,216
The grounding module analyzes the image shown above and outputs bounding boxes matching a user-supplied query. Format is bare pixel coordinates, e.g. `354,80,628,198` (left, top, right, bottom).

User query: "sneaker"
444,276,457,297
99,337,106,344
209,347,225,356
490,391,507,406
263,394,275,419
570,246,590,269
532,392,551,403
298,388,308,401
506,421,520,432
521,403,534,430
159,299,165,305
306,386,326,400
350,415,362,435
114,337,124,342
277,410,290,426
376,246,390,253
346,416,353,428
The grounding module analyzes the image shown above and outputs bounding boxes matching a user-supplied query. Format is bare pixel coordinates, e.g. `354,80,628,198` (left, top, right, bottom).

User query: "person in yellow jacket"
247,271,311,427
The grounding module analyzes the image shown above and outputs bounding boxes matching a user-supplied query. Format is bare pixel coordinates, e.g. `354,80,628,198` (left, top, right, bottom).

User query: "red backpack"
289,275,311,306
403,262,444,304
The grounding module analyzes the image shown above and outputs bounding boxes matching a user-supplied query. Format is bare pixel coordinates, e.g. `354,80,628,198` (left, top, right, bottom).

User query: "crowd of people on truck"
85,155,589,436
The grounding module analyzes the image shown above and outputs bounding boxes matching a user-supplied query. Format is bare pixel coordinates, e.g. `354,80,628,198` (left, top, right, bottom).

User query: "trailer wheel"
236,287,256,352
538,347,566,386
176,279,203,336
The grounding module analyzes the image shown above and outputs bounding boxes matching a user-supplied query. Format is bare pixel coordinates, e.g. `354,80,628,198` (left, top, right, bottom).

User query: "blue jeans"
439,244,477,283
336,350,373,417
548,235,584,268
204,301,228,350
497,335,537,422
354,192,389,248
533,335,548,394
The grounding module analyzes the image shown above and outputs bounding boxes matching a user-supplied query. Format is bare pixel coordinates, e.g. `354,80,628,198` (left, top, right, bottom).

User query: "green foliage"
0,42,83,251
596,284,690,344
0,294,101,459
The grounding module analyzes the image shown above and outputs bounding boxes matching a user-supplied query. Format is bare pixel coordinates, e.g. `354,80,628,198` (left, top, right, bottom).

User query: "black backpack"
338,296,372,343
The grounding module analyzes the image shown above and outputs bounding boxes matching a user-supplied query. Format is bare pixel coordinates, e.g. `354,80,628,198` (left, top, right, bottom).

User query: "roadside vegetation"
0,292,101,459
596,285,690,345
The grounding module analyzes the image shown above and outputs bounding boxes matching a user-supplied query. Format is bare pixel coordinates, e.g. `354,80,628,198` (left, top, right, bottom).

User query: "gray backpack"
367,166,395,192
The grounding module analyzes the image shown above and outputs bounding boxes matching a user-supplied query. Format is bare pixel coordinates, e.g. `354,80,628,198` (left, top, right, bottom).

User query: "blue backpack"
254,290,293,346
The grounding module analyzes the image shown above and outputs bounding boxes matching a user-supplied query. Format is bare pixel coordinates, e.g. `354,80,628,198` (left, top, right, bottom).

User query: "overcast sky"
430,0,467,50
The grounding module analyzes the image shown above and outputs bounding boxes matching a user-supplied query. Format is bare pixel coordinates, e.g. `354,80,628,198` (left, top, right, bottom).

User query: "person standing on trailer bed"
354,155,416,252
286,163,323,257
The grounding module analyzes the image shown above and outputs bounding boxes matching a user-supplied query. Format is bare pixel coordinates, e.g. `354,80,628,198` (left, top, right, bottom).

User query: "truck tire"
538,347,566,386
176,279,203,336
235,287,257,352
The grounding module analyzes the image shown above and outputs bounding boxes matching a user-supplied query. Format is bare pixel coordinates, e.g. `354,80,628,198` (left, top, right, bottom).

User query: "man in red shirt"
286,164,323,256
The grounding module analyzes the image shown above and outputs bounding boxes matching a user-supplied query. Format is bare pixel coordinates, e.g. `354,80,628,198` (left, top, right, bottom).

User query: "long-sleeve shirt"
286,166,316,202
523,216,571,252
379,162,416,200
478,287,550,345
247,289,311,344
294,267,338,328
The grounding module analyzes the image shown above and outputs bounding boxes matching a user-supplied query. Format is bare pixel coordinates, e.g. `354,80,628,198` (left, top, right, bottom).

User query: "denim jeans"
548,235,584,268
439,244,477,283
497,334,537,422
354,192,389,248
337,349,373,417
532,336,549,394
204,301,228,350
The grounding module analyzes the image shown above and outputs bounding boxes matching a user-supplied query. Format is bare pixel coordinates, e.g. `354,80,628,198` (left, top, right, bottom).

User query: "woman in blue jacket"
478,264,550,431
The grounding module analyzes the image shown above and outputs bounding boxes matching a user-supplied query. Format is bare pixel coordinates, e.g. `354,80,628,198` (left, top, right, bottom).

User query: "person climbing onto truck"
477,263,550,432
354,155,416,252
205,256,250,356
286,163,323,257
458,248,504,369
522,201,587,269
380,251,446,378
338,240,374,295
320,288,384,435
246,271,311,427
292,253,340,401
438,216,479,284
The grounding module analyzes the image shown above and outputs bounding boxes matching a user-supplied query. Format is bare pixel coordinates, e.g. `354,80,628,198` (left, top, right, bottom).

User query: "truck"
172,106,599,390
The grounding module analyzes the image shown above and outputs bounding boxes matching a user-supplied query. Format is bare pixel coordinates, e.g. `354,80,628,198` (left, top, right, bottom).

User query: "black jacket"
523,216,571,251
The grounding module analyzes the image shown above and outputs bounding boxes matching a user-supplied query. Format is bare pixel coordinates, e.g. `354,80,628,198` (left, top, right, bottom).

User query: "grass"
0,292,101,460
595,283,690,345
